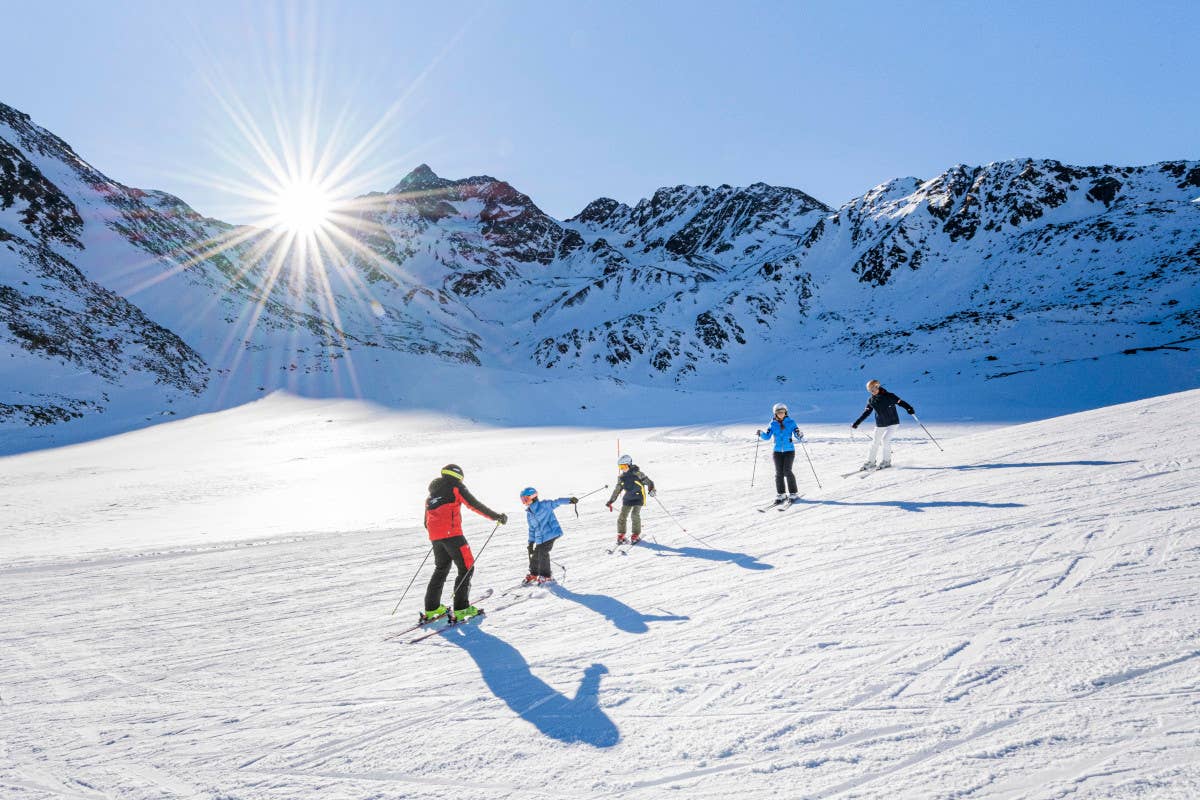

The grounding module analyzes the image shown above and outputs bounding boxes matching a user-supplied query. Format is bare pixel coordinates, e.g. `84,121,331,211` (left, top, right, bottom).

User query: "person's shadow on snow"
548,583,688,634
905,460,1136,471
636,540,773,571
797,498,1023,513
445,625,619,748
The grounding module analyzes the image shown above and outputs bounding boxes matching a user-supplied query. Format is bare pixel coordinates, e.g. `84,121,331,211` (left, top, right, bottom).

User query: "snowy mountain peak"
568,197,630,226
390,162,456,194
2,98,1198,448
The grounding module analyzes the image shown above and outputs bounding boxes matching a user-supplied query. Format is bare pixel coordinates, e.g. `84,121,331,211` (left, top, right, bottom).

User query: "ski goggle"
775,409,787,416
618,464,630,471
521,494,536,505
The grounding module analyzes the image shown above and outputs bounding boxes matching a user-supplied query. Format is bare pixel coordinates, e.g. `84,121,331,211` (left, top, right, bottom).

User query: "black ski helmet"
441,464,464,480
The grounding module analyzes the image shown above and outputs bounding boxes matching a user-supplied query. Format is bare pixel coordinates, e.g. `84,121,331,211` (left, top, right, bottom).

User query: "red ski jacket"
424,475,502,540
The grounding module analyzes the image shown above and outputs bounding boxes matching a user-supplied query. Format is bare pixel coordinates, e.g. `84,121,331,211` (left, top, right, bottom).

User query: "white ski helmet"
617,454,633,466
866,379,880,392
772,402,788,415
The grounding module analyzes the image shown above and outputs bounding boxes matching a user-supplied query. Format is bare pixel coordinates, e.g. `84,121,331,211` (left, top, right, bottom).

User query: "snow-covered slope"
2,390,1198,798
2,99,1198,452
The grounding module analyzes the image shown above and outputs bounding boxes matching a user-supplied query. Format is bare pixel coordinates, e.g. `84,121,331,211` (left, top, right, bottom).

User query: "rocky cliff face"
804,159,1200,383
2,99,1197,439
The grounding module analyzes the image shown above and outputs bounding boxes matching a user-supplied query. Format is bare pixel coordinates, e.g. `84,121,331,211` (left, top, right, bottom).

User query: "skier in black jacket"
605,454,655,545
851,379,915,471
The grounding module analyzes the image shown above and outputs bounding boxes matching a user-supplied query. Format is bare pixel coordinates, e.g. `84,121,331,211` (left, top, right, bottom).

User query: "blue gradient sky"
2,1,1195,222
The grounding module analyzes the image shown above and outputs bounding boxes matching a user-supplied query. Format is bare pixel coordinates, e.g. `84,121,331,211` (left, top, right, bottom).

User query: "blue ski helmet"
520,486,538,498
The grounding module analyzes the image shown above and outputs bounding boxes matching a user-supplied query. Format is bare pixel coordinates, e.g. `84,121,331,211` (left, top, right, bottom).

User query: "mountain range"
2,100,1198,448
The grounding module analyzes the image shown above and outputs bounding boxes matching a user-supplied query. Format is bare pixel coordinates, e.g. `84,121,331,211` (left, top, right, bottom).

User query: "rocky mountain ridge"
1,99,1197,444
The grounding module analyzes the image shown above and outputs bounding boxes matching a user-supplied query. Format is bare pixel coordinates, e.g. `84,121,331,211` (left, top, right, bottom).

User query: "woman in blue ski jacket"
758,402,804,502
520,487,577,584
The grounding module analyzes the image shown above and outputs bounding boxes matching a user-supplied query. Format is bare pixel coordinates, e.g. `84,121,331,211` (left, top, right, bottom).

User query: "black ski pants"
773,450,798,494
425,535,474,612
528,538,556,578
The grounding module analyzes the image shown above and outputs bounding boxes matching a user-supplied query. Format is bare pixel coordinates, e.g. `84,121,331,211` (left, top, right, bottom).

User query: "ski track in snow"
2,392,1200,798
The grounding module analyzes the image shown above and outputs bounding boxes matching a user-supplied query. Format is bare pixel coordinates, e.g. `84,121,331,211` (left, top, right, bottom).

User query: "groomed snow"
2,390,1198,798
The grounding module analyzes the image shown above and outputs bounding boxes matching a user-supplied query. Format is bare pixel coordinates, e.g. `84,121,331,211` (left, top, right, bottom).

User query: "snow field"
1,391,1199,798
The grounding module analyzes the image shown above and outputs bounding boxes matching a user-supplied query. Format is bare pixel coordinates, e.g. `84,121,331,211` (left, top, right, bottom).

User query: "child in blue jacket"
520,487,578,584
758,402,804,504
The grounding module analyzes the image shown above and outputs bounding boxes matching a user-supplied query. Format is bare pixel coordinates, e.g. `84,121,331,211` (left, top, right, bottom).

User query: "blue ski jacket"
759,416,803,452
525,497,571,545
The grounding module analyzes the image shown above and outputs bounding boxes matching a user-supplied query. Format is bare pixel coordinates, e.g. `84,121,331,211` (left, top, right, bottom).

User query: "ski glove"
793,430,804,441
606,503,613,512
756,429,763,436
497,513,508,525
649,490,657,497
851,422,859,429
569,496,578,504
527,542,534,558
906,407,915,415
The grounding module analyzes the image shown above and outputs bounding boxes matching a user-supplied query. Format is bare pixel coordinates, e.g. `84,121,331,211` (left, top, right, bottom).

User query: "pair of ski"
392,580,548,644
839,465,892,479
383,589,497,644
757,496,802,513
605,538,645,555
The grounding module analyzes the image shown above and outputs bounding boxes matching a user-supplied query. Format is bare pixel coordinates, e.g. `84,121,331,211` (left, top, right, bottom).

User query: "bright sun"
271,181,334,234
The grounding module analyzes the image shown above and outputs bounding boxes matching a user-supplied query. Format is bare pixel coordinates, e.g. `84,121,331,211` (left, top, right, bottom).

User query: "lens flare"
121,2,480,404
271,180,335,233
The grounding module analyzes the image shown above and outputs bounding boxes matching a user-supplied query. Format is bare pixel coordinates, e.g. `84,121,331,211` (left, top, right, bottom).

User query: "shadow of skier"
903,460,1137,470
635,540,773,571
548,583,688,634
445,625,620,748
797,498,1024,513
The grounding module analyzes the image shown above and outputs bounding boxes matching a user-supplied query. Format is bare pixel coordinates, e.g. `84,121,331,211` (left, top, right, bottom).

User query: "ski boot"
522,574,538,585
449,606,483,624
630,533,641,544
787,493,801,503
419,604,447,625
773,493,788,505
877,461,891,470
536,575,555,585
860,462,876,472
616,534,628,545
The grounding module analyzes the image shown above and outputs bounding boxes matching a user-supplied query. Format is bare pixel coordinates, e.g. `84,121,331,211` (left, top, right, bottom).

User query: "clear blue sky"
2,0,1195,223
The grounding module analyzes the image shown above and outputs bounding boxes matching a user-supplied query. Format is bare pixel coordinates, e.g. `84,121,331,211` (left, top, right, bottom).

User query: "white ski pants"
866,425,896,466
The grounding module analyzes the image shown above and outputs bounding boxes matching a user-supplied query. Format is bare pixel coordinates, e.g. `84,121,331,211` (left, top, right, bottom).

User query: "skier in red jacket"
423,464,506,622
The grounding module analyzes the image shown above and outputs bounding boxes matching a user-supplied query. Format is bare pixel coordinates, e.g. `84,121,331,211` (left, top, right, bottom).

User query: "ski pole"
799,439,823,489
750,436,761,487
390,544,433,615
551,558,568,585
452,520,502,601
652,494,707,547
573,484,609,517
576,484,609,501
912,414,944,452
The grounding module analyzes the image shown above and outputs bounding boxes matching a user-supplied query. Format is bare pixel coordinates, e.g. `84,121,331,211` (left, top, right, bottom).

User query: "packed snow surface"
2,390,1199,798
